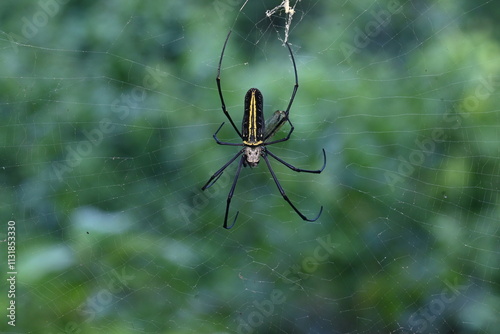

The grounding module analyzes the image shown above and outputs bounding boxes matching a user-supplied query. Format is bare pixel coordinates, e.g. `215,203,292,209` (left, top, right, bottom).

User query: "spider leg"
283,41,299,117
223,155,245,229
262,153,323,222
216,30,243,139
202,150,243,190
264,41,298,141
266,148,326,173
212,122,245,146
264,116,294,145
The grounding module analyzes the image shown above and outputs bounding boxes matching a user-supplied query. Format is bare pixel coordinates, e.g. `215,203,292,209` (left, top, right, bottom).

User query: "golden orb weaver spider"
202,31,326,229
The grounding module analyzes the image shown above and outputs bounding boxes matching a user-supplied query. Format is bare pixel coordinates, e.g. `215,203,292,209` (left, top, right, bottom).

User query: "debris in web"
266,0,299,44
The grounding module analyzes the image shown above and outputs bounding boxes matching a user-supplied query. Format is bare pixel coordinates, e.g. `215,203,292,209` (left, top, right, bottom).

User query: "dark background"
1,1,499,333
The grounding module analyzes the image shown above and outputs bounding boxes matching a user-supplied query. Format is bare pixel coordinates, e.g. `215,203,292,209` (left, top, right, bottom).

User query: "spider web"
1,1,499,333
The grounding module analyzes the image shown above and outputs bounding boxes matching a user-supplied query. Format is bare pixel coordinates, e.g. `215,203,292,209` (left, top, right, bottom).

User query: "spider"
202,31,326,229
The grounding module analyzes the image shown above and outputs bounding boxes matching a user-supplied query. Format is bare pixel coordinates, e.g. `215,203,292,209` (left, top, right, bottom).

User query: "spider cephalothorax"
244,146,262,167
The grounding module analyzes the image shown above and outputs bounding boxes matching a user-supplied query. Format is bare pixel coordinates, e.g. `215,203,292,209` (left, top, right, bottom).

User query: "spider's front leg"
211,122,244,147
216,30,242,138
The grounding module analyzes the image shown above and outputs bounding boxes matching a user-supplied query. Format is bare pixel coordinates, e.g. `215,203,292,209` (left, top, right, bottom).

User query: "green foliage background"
0,0,499,333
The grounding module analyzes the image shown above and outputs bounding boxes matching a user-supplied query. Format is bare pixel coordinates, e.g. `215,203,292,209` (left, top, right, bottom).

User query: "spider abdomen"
242,88,264,146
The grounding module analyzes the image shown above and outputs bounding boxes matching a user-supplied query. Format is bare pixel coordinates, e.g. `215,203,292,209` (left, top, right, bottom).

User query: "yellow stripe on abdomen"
249,91,256,141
